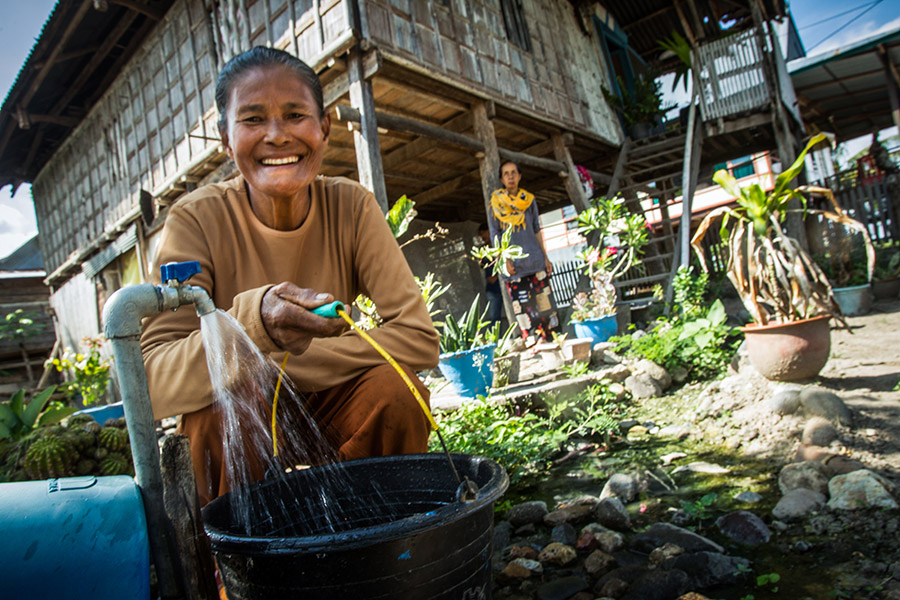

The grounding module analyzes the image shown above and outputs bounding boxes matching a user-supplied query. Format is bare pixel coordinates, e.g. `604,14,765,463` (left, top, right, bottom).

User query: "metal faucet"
102,261,216,600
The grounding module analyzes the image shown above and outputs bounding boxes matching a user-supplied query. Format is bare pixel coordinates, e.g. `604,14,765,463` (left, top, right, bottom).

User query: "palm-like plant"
691,133,872,325
438,295,494,355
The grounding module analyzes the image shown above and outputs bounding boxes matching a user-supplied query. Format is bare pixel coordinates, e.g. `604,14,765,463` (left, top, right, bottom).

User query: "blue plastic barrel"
0,475,149,600
73,401,126,424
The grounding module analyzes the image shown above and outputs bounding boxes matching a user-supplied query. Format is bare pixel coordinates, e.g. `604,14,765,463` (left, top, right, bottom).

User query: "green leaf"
385,195,417,238
9,389,24,418
771,132,827,201
706,299,726,327
37,406,80,427
21,387,57,429
0,420,12,440
0,403,19,429
713,169,742,200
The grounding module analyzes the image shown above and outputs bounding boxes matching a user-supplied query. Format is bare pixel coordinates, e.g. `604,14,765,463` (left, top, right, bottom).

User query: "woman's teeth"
261,156,299,165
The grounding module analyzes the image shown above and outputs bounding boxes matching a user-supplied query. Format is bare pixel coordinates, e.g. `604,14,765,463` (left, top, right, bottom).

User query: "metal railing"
549,259,584,308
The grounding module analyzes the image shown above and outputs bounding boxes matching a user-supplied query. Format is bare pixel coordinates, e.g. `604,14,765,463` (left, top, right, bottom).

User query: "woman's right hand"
261,282,346,354
506,258,516,277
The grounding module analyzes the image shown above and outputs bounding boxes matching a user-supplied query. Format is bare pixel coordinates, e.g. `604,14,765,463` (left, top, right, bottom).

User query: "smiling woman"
140,47,440,506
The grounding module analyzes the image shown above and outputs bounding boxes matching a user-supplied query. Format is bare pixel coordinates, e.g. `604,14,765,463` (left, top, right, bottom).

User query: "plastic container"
0,475,149,599
437,343,496,399
203,453,509,600
73,401,125,424
572,314,618,344
832,284,872,316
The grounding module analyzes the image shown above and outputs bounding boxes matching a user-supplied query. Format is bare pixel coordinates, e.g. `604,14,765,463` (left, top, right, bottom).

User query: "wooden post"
679,101,701,269
472,100,516,327
347,47,388,213
552,133,591,213
160,434,219,600
878,44,900,132
605,138,631,198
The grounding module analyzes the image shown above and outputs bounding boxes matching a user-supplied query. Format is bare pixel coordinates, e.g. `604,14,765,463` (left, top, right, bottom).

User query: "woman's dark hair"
500,160,521,176
215,46,324,130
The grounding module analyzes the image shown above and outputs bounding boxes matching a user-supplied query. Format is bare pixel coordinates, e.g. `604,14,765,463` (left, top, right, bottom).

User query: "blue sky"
0,0,899,259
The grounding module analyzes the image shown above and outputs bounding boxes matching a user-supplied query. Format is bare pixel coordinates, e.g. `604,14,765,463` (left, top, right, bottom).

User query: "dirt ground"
817,296,900,475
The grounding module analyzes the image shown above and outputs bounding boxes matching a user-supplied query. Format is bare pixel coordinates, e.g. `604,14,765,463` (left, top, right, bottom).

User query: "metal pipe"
103,278,215,600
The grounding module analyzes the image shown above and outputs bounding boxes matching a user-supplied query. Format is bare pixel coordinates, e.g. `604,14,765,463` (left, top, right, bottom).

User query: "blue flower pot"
438,344,497,399
572,314,617,344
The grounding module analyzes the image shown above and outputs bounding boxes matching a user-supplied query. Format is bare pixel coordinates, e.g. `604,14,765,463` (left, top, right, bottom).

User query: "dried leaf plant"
691,133,872,326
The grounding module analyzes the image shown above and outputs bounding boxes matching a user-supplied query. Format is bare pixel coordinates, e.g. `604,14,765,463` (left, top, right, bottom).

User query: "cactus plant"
24,436,76,479
98,426,128,451
101,452,130,476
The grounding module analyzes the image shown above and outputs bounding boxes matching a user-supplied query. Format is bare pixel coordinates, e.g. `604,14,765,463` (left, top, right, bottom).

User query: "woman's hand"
261,282,346,354
506,258,517,277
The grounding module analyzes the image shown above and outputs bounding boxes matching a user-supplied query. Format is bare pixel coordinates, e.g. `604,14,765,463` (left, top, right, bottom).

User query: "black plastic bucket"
202,453,508,600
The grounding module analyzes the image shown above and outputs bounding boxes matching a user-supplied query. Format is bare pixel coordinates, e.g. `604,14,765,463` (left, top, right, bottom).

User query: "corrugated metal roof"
789,25,900,141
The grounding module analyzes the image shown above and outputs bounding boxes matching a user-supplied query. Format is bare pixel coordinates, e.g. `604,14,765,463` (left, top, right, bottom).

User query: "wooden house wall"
361,0,620,143
31,0,354,276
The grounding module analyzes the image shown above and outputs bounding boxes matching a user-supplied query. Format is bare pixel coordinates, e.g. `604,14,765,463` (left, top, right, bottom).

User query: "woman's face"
220,64,330,204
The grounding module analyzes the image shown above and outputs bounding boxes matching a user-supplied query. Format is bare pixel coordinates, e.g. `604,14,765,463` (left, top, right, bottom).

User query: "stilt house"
0,0,792,347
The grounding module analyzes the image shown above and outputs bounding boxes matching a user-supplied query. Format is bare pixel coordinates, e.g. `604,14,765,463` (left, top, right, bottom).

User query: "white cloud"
0,184,38,260
808,16,900,56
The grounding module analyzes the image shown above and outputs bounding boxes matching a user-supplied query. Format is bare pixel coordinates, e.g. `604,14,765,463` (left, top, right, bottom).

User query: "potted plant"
437,295,497,399
486,322,521,388
570,196,649,344
601,75,667,140
691,133,871,381
872,243,900,300
813,224,874,316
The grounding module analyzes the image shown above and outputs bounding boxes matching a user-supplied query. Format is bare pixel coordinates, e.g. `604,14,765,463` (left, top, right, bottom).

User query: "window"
500,0,531,51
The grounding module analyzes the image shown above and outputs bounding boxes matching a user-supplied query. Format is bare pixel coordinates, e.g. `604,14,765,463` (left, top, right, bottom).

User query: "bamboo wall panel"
33,0,350,275
362,0,619,143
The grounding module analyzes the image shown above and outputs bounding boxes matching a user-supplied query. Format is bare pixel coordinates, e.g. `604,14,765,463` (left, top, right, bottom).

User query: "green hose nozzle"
310,301,344,319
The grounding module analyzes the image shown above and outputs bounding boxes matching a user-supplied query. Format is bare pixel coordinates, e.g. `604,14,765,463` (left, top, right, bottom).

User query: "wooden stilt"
347,48,388,213
552,133,591,213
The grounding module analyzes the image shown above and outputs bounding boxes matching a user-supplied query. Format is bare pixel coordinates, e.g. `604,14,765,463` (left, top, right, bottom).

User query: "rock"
575,531,599,552
596,529,626,554
596,576,630,599
594,497,632,531
672,461,730,474
609,382,629,401
670,365,689,384
537,542,577,566
827,470,899,510
544,498,596,526
715,510,771,546
768,386,802,415
635,359,673,390
536,577,589,600
600,363,631,383
507,501,548,527
507,545,539,560
601,472,642,502
584,549,616,577
772,488,826,521
629,523,724,554
656,424,691,440
603,350,625,365
551,523,577,546
622,568,692,600
494,520,512,551
498,558,542,583
799,388,853,426
734,491,763,503
802,416,838,447
661,551,751,589
625,372,662,398
649,542,684,565
660,452,688,465
617,419,640,432
779,460,829,495
822,454,866,476
677,594,714,600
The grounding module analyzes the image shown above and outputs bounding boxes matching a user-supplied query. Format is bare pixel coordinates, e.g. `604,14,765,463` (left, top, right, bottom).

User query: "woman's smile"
220,63,331,229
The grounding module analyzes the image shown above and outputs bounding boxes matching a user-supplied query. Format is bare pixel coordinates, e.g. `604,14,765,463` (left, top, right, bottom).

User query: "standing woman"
140,47,439,505
487,160,561,347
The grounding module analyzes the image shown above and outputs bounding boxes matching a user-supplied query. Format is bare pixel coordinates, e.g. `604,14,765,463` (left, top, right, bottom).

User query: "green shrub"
429,384,620,486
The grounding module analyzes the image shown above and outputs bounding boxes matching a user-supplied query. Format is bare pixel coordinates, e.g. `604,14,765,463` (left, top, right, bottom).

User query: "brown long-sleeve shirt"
140,175,439,420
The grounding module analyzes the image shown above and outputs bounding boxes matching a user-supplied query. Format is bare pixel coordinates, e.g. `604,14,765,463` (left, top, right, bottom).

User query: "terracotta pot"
741,315,831,381
872,277,900,300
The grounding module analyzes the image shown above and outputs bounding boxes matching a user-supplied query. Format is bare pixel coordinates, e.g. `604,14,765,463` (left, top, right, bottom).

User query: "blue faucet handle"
160,261,202,283
310,301,344,318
